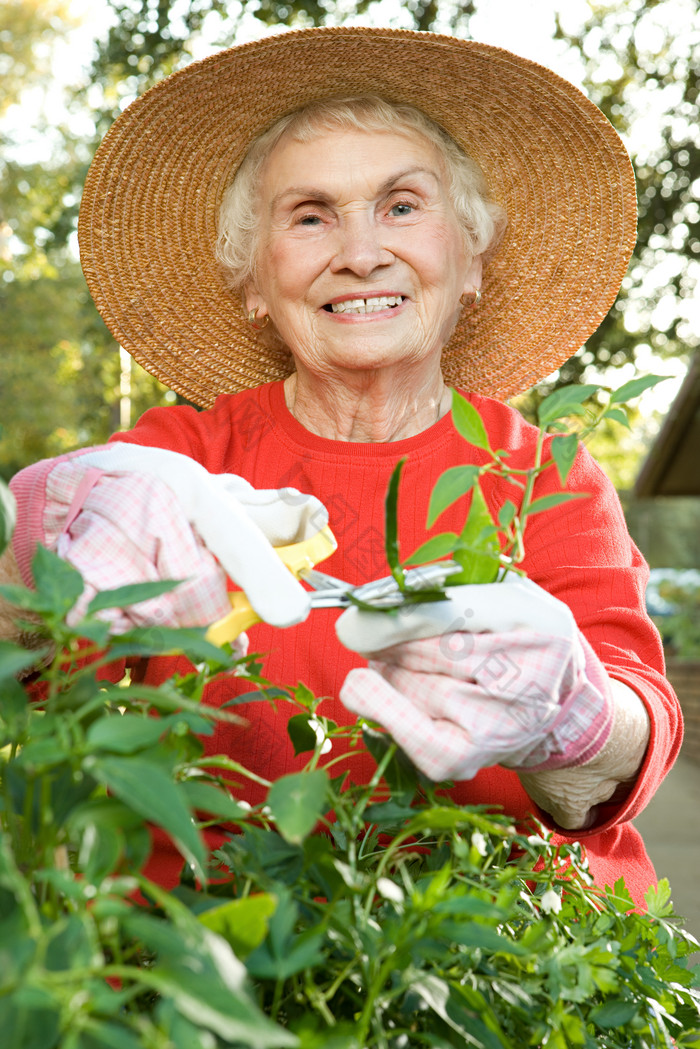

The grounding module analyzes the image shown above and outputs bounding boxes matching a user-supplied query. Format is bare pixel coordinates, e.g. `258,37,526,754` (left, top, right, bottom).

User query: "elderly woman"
2,28,680,906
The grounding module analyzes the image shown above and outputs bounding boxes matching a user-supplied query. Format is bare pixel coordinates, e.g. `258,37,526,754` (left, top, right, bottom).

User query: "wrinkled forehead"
256,122,450,199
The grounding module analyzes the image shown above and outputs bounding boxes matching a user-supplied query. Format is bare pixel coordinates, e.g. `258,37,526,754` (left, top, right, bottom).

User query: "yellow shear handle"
205,525,337,646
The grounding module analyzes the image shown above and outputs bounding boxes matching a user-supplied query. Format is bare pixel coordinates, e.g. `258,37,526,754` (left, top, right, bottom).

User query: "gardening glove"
337,575,614,781
10,443,327,639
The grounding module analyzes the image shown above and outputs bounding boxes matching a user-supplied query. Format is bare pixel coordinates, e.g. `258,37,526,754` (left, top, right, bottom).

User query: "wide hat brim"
78,26,637,407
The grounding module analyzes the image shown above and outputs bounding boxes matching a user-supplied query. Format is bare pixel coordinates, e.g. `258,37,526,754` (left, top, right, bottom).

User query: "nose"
329,212,393,277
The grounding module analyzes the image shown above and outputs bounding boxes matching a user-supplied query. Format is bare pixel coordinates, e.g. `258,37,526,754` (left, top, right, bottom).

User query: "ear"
243,280,269,320
461,254,483,298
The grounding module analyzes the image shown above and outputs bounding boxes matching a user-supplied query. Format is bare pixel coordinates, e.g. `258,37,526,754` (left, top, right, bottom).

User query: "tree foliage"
552,0,699,390
0,0,75,117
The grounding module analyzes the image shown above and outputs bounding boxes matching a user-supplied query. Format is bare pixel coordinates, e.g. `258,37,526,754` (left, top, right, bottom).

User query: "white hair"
216,95,506,290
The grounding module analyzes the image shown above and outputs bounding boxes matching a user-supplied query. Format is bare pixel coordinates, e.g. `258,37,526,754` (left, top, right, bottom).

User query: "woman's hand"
337,576,649,826
9,444,327,639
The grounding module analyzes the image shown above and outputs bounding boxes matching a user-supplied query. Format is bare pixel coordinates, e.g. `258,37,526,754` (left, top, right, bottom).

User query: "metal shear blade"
305,561,461,610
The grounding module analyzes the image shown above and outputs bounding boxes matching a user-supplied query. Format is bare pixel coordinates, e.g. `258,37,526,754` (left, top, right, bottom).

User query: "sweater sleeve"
515,439,682,835
107,403,216,464
106,392,264,474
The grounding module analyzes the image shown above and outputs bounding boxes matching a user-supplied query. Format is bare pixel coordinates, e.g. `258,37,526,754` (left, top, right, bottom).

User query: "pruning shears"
205,525,461,646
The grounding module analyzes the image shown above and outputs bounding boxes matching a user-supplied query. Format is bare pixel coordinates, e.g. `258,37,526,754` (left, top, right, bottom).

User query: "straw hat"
78,26,637,407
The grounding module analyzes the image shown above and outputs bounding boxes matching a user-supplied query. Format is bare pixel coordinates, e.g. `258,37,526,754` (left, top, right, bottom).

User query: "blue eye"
389,202,414,217
298,214,322,226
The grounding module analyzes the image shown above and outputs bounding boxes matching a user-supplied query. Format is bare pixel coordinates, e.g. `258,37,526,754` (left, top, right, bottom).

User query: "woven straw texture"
78,26,637,407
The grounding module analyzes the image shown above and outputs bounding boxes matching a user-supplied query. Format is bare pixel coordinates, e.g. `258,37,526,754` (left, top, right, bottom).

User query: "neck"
284,364,450,442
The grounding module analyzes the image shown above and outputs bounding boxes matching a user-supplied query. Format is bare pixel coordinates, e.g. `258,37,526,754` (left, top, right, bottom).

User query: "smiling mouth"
323,296,405,314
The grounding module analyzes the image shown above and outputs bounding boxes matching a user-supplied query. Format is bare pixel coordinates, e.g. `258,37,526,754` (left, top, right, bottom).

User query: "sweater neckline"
262,380,463,459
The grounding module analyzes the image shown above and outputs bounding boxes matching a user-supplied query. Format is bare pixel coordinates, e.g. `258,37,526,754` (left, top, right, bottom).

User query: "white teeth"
330,296,403,314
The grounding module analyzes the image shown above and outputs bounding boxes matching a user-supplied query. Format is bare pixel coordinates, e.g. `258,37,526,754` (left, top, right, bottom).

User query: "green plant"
0,544,698,1049
382,376,666,593
652,581,700,661
0,477,15,557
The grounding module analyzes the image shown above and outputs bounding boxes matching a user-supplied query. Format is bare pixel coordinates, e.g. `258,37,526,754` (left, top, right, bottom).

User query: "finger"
222,481,329,545
336,576,577,654
70,447,312,628
370,660,482,721
336,601,465,654
341,667,478,781
180,482,311,628
374,662,558,766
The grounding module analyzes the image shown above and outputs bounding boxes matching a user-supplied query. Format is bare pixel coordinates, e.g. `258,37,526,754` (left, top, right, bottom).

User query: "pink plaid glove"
337,576,614,781
10,444,327,638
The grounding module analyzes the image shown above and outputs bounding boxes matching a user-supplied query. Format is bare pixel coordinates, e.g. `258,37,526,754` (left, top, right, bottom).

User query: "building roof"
635,354,700,497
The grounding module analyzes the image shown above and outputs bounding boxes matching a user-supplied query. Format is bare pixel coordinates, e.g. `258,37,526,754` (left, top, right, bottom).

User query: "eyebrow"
268,167,440,212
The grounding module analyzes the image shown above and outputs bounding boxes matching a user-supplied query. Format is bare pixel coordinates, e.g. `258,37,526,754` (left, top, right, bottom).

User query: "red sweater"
112,381,682,904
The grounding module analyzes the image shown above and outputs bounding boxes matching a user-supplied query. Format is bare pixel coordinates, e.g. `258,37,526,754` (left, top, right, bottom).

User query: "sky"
9,0,696,417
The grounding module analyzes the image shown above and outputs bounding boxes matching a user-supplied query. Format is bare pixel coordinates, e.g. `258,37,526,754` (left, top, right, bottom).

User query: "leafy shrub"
651,579,700,661
0,547,698,1049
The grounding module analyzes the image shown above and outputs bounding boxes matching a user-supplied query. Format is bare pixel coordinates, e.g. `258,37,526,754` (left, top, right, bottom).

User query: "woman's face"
244,126,481,380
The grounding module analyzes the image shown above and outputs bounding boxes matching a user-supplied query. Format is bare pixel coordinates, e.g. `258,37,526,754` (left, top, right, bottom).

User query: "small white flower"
540,886,563,914
309,716,333,755
377,877,404,904
471,830,488,856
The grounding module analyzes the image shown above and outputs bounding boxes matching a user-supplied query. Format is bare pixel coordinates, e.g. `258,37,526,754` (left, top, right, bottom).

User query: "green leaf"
537,384,600,427
363,799,417,828
266,769,328,845
180,780,248,823
589,999,639,1029
287,713,319,756
85,756,206,883
404,532,460,565
0,640,42,682
450,390,492,450
76,817,123,882
246,891,324,982
409,973,503,1047
0,548,83,618
362,727,420,801
526,491,589,517
105,626,228,665
86,714,168,754
0,987,61,1049
385,458,407,589
644,877,674,918
198,894,277,958
405,807,482,835
550,433,580,485
31,544,84,615
86,579,182,615
498,500,517,529
125,914,296,1048
0,479,16,555
0,677,30,740
426,465,480,527
0,583,44,612
451,480,500,584
73,1021,146,1049
291,681,317,712
439,920,526,955
608,373,667,404
603,406,631,428
45,914,98,972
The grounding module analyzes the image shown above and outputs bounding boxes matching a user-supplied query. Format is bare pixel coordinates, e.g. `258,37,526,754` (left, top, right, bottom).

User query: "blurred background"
1,0,699,940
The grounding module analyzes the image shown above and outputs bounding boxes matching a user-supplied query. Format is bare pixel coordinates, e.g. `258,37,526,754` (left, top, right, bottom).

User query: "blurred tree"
550,0,699,391
0,1,172,479
0,0,74,116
